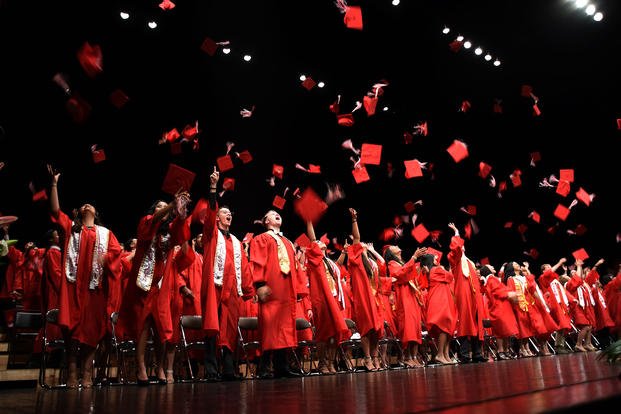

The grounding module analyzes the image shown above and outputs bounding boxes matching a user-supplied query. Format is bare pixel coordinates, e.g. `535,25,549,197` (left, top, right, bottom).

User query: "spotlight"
575,0,588,8
317,81,325,88
593,11,603,21
484,54,492,61
299,75,307,81
493,59,501,67
463,41,472,49
474,47,483,55
148,21,157,29
222,48,231,54
585,4,596,15
243,54,252,62
442,27,450,34
120,11,130,20
391,0,400,5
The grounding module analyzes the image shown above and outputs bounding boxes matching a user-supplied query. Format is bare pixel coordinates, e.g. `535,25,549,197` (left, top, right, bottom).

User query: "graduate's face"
217,208,233,227
263,210,282,227
51,230,60,245
389,246,401,258
154,201,168,214
79,203,96,217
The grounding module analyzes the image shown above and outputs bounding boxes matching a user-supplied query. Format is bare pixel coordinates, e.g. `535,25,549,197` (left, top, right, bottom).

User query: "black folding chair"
292,318,319,375
179,315,205,381
39,309,67,389
337,318,362,372
378,321,405,369
8,311,42,368
109,311,136,384
237,317,260,379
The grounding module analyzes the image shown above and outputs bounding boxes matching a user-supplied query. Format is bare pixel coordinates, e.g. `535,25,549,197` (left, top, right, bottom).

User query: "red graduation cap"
191,198,208,225
380,228,395,242
91,146,106,163
77,42,103,78
109,89,129,109
182,123,199,138
200,37,218,56
530,151,541,162
517,223,528,234
504,221,513,229
460,100,472,113
360,143,382,166
329,99,340,113
556,180,571,197
575,187,591,206
553,204,570,221
32,189,48,202
159,0,175,10
162,163,196,195
272,164,284,179
448,40,463,52
272,195,286,210
527,248,540,260
216,155,234,172
617,118,621,130
464,222,472,239
352,166,370,184
511,173,522,187
66,95,92,124
466,205,477,216
404,201,416,213
521,84,533,97
411,223,429,243
164,128,180,142
301,77,317,91
320,233,330,245
363,96,378,116
404,159,423,179
343,6,363,30
308,164,321,174
533,104,541,116
575,224,588,236
295,233,312,249
426,246,443,263
530,211,540,224
222,177,235,191
479,162,492,179
447,140,468,163
572,248,589,261
237,150,253,164
559,169,574,183
337,113,354,127
480,257,490,266
293,187,328,224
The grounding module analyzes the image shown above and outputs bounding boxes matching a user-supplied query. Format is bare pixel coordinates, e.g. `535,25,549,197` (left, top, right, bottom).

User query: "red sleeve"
44,249,62,295
388,259,415,285
50,209,72,238
137,215,160,241
241,251,255,300
488,277,509,300
447,236,464,269
249,235,269,285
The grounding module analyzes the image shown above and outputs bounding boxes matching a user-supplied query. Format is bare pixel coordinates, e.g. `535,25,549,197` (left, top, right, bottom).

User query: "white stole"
65,225,110,290
214,230,243,296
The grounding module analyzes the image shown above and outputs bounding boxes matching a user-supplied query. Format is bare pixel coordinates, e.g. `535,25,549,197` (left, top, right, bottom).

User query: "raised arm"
47,164,60,215
365,243,385,265
349,208,360,244
306,220,317,242
550,257,567,273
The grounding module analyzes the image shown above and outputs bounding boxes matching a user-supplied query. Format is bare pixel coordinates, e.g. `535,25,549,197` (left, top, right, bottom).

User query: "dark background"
1,0,620,273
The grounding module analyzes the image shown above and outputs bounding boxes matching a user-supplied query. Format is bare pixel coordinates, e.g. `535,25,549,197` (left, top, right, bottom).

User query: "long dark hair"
383,246,403,276
503,261,517,283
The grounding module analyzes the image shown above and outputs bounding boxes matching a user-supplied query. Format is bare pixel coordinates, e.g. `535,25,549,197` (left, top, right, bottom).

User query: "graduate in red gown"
447,223,486,363
603,267,621,337
249,209,305,378
14,242,45,311
482,264,518,359
200,169,254,380
565,259,597,352
48,166,122,388
305,220,349,374
0,223,23,330
421,253,458,365
538,258,573,353
41,229,63,344
584,260,615,347
118,190,191,384
522,262,559,356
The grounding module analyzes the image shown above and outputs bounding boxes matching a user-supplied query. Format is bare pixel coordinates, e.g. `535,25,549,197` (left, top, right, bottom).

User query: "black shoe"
204,372,221,382
256,371,273,379
457,357,471,364
275,368,303,378
222,372,242,381
472,355,488,363
136,378,150,386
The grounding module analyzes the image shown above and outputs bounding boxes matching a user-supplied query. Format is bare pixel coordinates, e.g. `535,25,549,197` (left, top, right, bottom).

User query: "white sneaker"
350,333,361,340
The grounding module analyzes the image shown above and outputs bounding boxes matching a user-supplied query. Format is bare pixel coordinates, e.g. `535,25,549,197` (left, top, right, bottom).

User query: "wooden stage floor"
1,353,620,413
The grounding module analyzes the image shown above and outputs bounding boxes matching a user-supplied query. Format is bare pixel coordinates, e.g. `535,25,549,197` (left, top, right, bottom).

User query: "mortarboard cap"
553,204,570,221
360,143,382,166
337,113,354,127
411,223,429,243
559,169,574,183
77,42,103,78
426,246,443,263
293,187,328,224
237,150,253,164
222,177,235,191
363,96,377,116
572,248,589,261
162,163,196,195
556,180,571,197
32,189,48,202
343,6,363,30
404,159,423,179
352,166,370,184
109,89,129,109
575,187,591,206
200,37,218,56
302,77,317,91
91,146,106,163
272,195,286,210
216,155,234,172
66,95,91,124
447,140,468,163
295,233,312,249
479,161,492,179
272,164,284,179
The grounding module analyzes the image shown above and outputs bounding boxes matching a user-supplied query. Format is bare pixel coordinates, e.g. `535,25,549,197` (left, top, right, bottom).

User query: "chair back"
45,309,60,324
295,318,312,331
180,315,203,330
238,317,259,331
15,311,42,330
344,318,357,331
